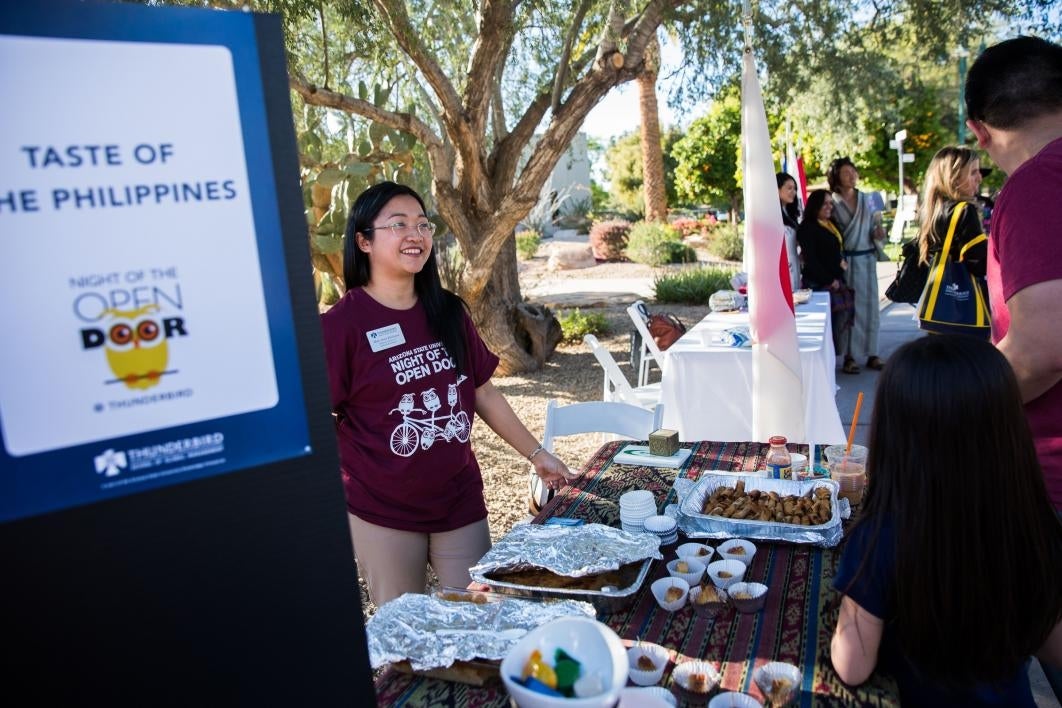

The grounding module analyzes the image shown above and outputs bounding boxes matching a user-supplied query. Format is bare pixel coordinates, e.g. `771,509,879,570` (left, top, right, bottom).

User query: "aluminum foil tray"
676,474,845,547
367,590,595,671
468,523,661,614
471,557,652,615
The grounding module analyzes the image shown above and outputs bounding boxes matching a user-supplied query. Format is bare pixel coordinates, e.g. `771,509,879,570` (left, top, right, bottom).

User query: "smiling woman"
319,181,575,607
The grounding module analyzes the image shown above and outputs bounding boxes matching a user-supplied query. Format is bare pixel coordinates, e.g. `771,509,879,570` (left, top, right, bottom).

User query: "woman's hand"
532,450,577,492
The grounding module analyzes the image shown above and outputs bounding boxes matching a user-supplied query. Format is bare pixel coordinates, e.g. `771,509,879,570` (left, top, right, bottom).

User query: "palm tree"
637,33,667,222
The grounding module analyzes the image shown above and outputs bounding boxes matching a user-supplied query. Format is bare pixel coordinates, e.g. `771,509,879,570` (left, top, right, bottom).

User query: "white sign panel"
0,36,279,456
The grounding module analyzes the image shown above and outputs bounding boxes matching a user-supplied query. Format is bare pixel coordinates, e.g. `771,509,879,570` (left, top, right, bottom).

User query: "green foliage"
589,219,631,261
672,90,742,212
602,129,684,214
707,224,744,263
515,230,541,260
654,266,738,305
557,309,609,343
627,222,696,267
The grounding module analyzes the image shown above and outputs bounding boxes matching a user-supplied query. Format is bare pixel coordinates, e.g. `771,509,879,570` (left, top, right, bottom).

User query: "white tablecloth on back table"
660,292,844,444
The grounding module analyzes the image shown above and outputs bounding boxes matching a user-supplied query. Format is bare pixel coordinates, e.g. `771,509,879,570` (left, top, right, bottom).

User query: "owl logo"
97,304,171,390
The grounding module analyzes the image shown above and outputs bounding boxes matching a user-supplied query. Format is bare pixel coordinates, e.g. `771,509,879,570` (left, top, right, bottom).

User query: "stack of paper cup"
619,490,657,533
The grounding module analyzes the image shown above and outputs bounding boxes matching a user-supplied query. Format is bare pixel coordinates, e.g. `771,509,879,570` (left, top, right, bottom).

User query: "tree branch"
550,0,592,114
316,1,330,90
289,71,446,168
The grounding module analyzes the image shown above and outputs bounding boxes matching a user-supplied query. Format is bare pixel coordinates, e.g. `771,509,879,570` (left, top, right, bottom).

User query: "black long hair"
343,181,468,374
826,156,856,193
800,189,830,226
776,172,800,228
846,335,1062,687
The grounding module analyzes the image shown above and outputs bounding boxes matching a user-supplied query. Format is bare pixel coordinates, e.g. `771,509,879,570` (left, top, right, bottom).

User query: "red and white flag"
742,50,805,442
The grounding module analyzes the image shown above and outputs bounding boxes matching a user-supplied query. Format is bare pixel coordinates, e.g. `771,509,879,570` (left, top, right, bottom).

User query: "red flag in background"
742,49,805,442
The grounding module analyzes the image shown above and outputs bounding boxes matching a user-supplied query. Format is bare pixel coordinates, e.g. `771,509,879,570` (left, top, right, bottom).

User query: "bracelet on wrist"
527,445,545,462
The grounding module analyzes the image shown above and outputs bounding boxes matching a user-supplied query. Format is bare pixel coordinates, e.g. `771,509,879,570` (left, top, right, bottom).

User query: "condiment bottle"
766,436,792,480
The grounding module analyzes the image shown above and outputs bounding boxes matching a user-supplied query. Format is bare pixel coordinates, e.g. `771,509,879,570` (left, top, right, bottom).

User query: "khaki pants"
348,513,491,606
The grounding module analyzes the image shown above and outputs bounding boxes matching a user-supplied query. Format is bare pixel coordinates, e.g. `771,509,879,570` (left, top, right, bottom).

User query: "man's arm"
997,278,1062,402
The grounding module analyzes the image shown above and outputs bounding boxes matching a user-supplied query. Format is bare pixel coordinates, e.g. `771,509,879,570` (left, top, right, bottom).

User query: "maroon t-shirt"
321,288,499,532
987,136,1062,510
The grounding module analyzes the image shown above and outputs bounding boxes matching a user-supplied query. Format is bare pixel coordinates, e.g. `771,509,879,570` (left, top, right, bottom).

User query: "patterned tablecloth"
374,440,900,707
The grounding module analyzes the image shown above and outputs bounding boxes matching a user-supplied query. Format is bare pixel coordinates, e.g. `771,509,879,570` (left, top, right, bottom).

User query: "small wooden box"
648,429,679,457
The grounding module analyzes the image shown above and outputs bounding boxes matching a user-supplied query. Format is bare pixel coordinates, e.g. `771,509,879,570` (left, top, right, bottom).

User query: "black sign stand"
0,6,374,704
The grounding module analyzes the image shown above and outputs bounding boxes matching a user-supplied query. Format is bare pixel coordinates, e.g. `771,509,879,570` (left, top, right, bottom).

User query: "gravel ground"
356,254,708,620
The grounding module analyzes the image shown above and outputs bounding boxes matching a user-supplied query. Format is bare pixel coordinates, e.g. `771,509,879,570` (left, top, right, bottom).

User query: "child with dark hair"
830,335,1062,705
321,181,573,605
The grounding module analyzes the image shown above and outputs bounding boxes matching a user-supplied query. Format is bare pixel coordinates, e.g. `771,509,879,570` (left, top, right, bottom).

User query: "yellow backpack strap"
959,233,987,262
924,203,967,319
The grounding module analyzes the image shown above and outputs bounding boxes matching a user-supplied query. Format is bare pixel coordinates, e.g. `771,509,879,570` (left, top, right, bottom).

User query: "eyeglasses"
365,221,437,237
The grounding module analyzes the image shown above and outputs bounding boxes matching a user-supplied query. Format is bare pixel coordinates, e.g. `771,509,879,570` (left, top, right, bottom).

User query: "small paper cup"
708,692,763,707
688,584,728,618
671,660,721,706
627,642,669,686
620,686,677,707
705,559,746,590
666,557,706,586
752,662,801,706
676,542,714,563
717,539,756,564
643,515,678,534
727,582,768,613
650,576,689,611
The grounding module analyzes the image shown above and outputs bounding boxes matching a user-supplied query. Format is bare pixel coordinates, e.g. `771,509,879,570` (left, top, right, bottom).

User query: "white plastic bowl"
501,616,629,708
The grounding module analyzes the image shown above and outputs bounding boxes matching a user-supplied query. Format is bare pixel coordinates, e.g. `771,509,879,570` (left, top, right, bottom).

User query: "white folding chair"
529,399,663,513
583,334,661,410
627,300,668,387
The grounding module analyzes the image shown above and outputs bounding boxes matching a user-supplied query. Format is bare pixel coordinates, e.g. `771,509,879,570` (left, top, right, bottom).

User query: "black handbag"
885,240,929,305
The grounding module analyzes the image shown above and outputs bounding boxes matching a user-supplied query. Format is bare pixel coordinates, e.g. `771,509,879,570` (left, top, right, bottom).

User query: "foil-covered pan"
468,523,661,613
675,474,845,547
367,590,595,671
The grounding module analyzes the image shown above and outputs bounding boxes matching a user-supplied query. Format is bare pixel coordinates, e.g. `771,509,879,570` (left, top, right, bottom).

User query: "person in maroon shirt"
965,36,1062,701
321,182,572,606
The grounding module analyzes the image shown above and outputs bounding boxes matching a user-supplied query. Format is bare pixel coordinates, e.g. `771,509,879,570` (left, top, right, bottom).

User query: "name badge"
366,323,405,352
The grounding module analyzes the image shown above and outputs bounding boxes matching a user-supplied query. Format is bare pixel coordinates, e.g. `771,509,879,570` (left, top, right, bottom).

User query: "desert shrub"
654,266,738,304
670,217,702,238
516,229,541,260
627,222,696,266
707,223,744,262
557,308,609,343
589,219,631,261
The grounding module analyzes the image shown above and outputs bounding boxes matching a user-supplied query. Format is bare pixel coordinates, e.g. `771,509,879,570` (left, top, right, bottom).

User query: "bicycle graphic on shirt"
388,375,470,457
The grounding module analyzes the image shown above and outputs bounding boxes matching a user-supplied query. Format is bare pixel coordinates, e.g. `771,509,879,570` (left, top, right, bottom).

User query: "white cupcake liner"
666,558,707,586
688,584,729,616
705,559,746,590
643,515,678,533
708,691,763,707
676,542,715,563
727,582,768,613
650,576,689,611
627,642,669,686
717,539,757,564
752,662,801,706
620,686,677,707
671,660,721,699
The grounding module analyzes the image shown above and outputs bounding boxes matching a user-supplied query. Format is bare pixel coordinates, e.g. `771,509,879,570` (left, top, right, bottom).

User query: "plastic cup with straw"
830,391,867,505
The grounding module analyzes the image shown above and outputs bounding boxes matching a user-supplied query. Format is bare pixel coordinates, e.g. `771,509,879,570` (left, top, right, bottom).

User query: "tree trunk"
462,235,561,375
638,35,667,222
